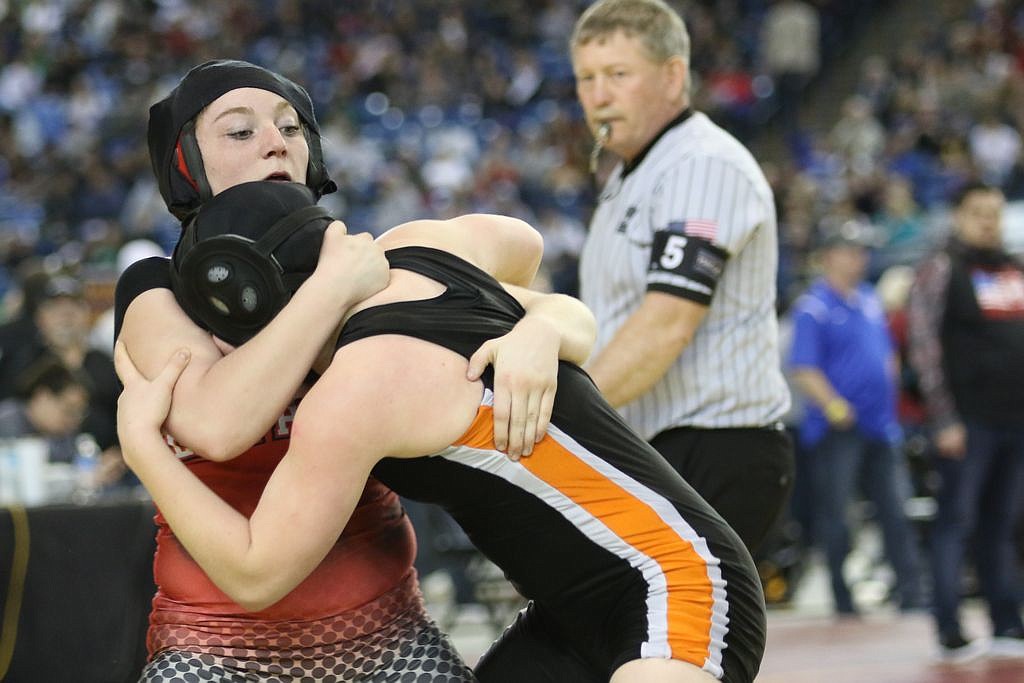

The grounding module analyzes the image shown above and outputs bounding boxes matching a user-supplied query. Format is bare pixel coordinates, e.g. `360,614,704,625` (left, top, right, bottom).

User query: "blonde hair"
571,0,690,64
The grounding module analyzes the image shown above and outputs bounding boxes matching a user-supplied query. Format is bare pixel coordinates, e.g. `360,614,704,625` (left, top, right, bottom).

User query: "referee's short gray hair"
570,0,690,65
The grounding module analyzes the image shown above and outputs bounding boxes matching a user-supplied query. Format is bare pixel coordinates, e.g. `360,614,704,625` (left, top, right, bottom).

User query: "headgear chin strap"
170,182,332,346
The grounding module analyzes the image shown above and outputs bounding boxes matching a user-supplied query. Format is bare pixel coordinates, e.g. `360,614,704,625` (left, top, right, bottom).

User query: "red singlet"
147,399,418,658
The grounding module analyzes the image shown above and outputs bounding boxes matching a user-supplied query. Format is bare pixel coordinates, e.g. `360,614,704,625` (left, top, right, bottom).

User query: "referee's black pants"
650,425,794,556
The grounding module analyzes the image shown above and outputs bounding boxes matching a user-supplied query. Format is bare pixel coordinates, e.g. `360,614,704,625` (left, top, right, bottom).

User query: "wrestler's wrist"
118,430,169,470
514,313,560,346
304,269,363,309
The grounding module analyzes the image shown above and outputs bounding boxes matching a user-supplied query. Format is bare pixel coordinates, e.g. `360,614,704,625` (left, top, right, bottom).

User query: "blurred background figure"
908,182,1024,660
829,95,885,180
88,238,166,355
0,265,51,362
0,274,124,494
760,0,820,136
871,175,933,279
788,220,926,617
0,355,126,500
0,355,90,465
968,106,1021,190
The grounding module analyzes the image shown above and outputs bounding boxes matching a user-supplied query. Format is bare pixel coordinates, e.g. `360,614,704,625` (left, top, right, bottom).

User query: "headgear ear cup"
169,181,332,345
176,118,212,201
171,235,292,345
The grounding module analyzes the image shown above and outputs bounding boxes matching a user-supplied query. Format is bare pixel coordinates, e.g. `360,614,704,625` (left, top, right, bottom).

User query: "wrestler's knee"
610,657,717,683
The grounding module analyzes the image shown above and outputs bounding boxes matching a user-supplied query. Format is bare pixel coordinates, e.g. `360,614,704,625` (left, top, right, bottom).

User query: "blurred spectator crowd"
774,0,1024,305
3,0,1024,507
0,0,888,307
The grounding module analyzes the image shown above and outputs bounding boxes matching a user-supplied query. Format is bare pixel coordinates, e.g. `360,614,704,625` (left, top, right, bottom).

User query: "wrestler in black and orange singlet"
341,247,767,683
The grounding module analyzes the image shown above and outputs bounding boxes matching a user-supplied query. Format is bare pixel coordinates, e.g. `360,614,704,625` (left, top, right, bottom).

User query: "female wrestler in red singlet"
117,59,595,682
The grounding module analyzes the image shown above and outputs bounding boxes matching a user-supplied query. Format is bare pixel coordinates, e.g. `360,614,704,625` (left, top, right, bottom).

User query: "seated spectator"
829,95,886,178
999,144,1024,202
0,264,50,363
0,355,127,496
0,356,90,465
855,55,896,127
968,106,1021,189
0,274,120,454
704,44,758,139
871,174,931,275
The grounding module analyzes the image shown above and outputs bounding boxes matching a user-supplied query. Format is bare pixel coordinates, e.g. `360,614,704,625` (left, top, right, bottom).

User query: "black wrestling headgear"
148,59,337,222
170,180,333,346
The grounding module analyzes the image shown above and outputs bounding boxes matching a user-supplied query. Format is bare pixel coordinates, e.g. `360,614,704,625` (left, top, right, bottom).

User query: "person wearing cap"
787,221,925,616
0,275,90,400
118,59,597,681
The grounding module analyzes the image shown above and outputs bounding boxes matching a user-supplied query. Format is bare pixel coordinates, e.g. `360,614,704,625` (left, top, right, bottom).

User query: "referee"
571,0,793,554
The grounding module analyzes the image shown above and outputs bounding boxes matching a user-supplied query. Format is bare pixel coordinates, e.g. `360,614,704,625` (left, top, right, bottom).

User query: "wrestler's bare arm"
463,285,596,456
503,284,595,367
118,224,387,460
116,335,480,611
377,213,543,287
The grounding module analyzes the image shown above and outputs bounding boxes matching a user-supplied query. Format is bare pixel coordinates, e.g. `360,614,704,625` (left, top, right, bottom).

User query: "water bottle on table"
73,433,101,503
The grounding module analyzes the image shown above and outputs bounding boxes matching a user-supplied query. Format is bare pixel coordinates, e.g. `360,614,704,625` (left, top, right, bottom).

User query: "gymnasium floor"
429,548,1024,682
759,607,1024,683
756,532,1024,682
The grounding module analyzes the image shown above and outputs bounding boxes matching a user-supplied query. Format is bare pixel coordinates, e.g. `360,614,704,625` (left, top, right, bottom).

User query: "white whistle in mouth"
590,123,611,174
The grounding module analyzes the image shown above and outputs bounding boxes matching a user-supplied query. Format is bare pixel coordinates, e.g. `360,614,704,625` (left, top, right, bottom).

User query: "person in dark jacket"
907,181,1024,661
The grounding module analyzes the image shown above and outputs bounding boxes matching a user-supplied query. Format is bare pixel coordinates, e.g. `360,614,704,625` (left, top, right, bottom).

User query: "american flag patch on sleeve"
682,219,718,241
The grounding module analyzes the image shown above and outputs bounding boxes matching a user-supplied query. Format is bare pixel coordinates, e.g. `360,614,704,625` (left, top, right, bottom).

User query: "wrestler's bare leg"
611,657,717,683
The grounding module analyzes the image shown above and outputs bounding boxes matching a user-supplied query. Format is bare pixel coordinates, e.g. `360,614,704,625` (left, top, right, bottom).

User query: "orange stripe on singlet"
452,404,718,665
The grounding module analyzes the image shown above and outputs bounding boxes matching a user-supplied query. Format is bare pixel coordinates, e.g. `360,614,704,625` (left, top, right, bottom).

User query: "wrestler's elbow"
234,592,278,613
226,574,290,612
172,424,251,463
193,441,244,463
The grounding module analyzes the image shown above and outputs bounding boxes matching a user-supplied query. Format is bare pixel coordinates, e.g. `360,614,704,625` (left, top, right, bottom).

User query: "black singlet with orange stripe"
339,247,766,683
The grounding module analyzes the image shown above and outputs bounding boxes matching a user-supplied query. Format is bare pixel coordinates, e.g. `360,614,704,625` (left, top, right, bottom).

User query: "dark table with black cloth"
0,499,156,682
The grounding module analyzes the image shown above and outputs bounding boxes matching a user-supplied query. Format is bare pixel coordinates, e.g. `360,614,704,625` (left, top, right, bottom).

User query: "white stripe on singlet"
579,112,790,439
433,389,730,675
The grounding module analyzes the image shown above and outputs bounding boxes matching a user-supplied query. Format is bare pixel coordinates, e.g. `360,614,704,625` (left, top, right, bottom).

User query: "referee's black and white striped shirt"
579,111,790,440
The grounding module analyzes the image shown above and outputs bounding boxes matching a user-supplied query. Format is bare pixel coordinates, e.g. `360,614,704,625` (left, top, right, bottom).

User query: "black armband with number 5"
646,229,730,304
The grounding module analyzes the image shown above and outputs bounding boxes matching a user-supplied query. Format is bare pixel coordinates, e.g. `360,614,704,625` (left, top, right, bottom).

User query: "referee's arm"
585,292,707,407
